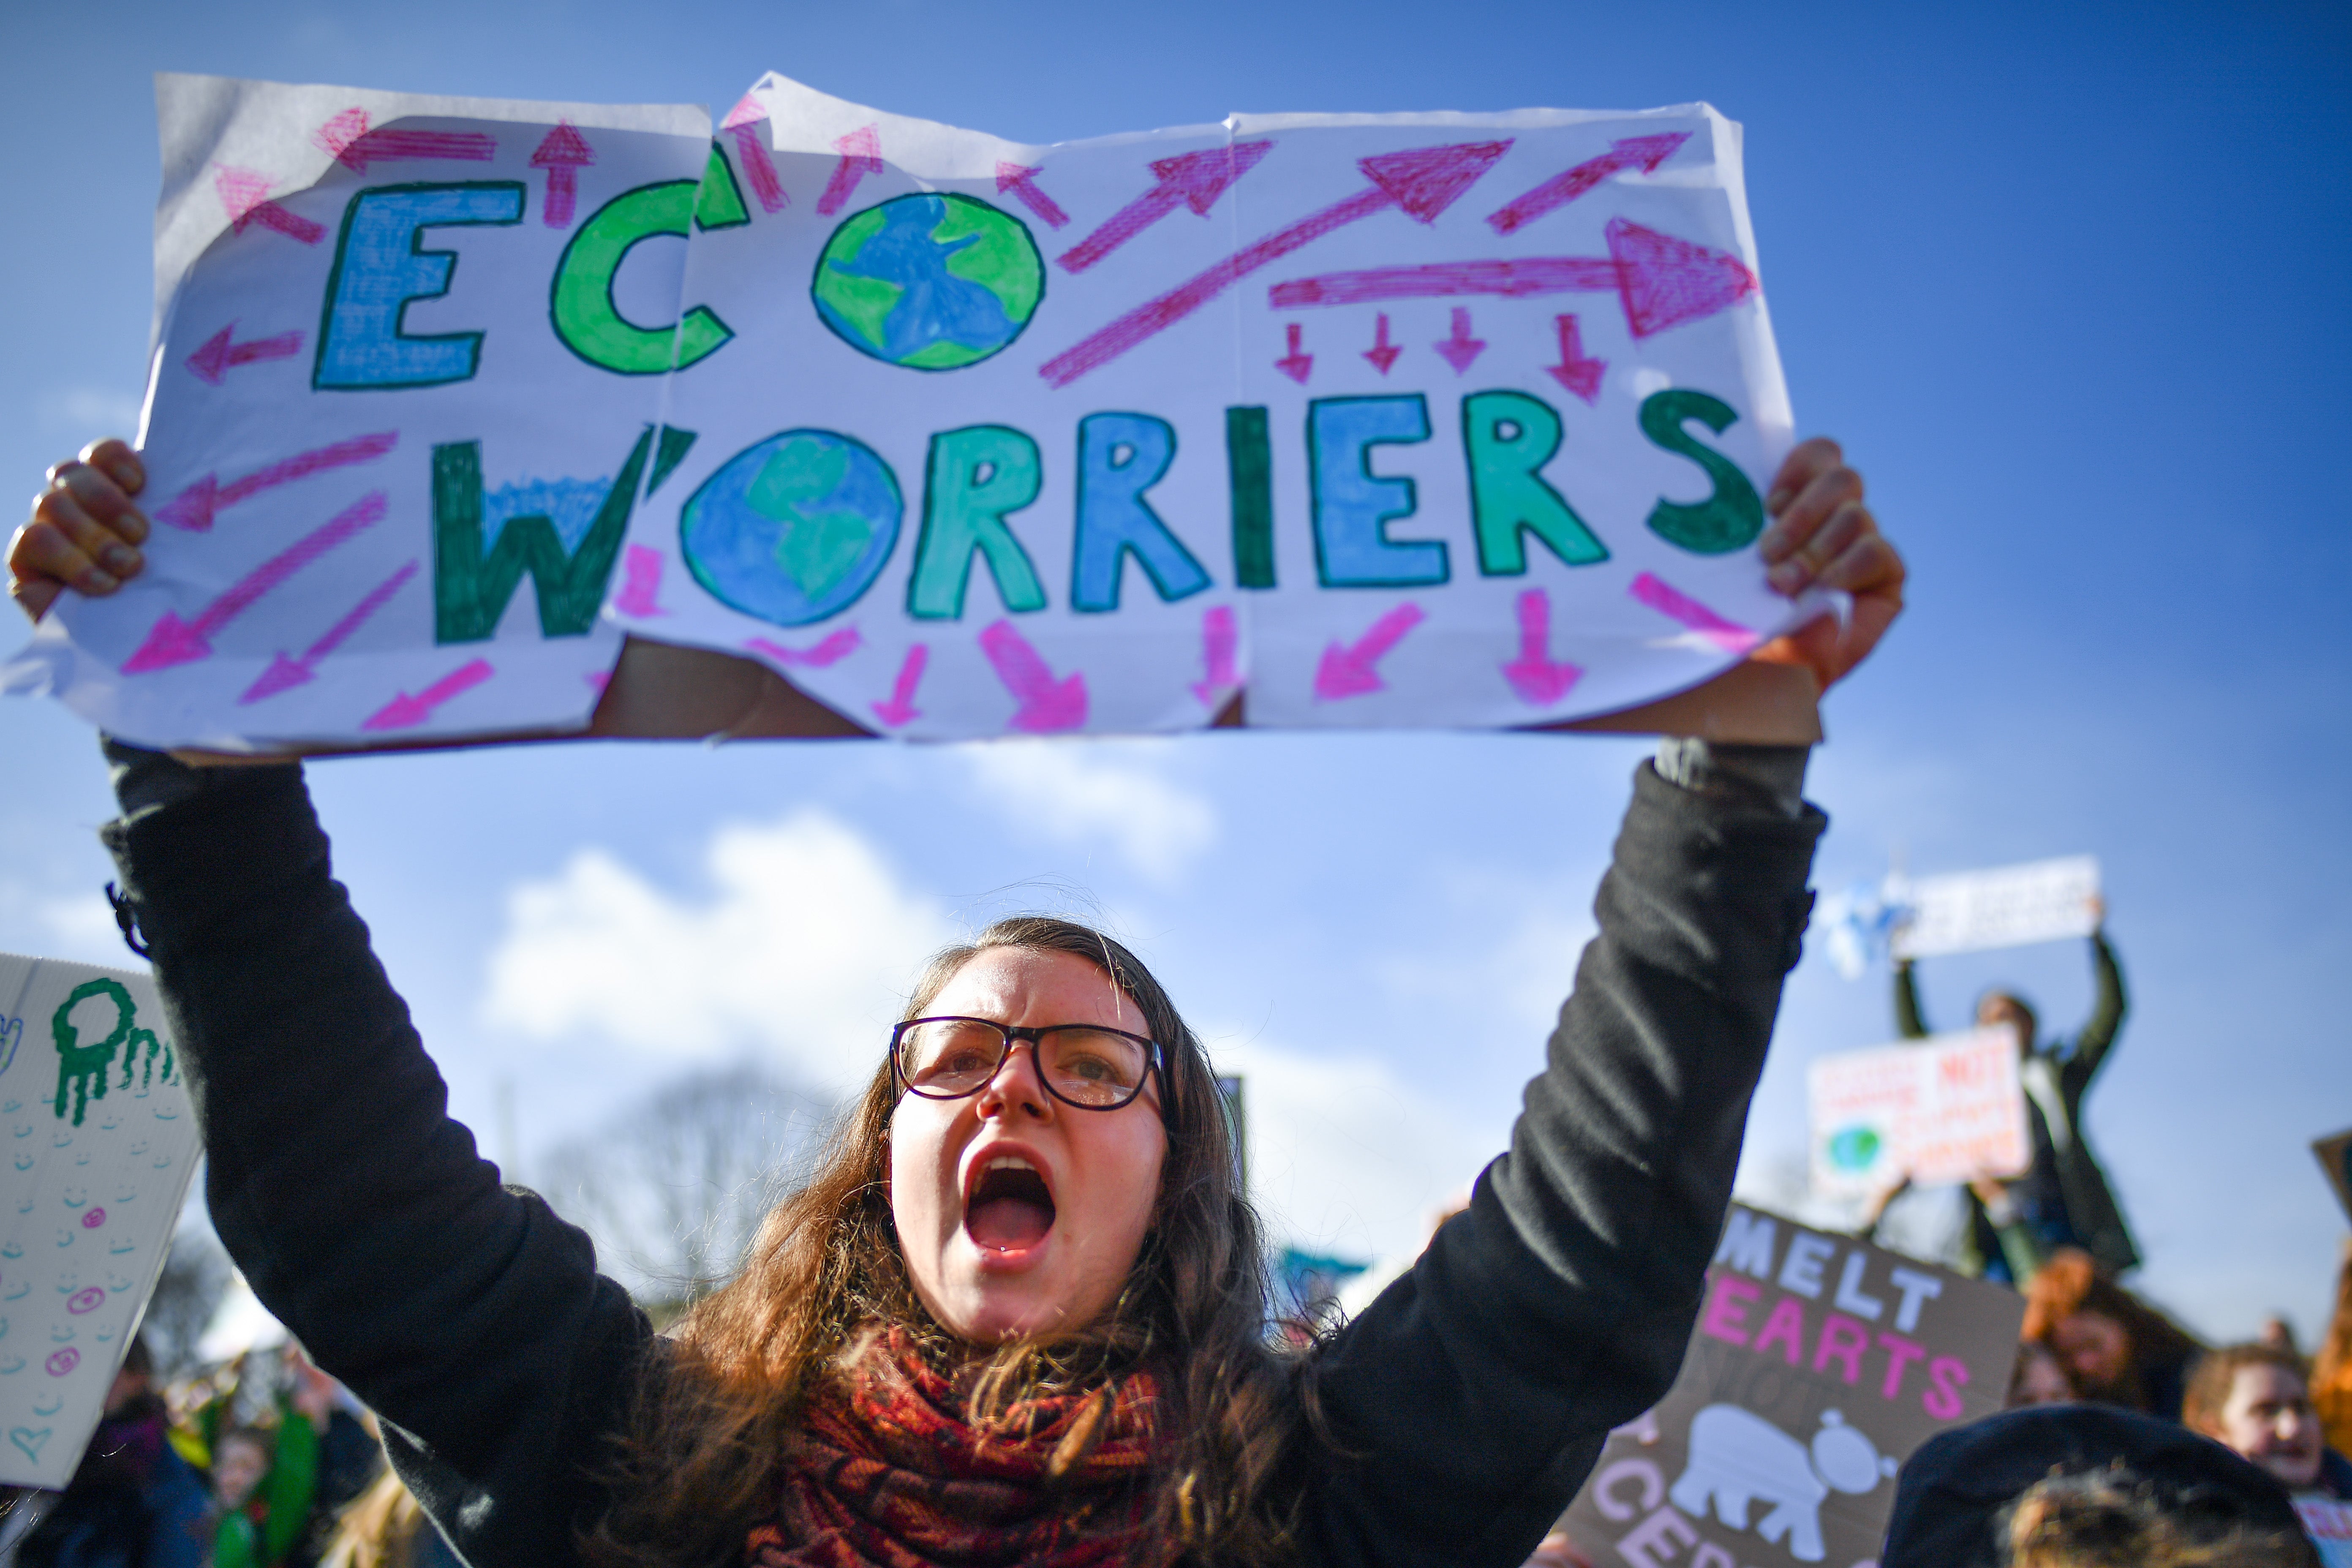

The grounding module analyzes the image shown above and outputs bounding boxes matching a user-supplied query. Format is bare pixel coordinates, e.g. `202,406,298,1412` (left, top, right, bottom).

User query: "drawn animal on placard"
51,978,148,1127
9,1427,50,1463
1668,1406,1897,1564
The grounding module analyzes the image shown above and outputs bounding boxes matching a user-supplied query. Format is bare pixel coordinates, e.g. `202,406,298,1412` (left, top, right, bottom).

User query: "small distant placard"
0,953,203,1489
1809,1026,2031,1201
2315,1128,2352,1226
1556,1204,2023,1567
1890,855,2099,961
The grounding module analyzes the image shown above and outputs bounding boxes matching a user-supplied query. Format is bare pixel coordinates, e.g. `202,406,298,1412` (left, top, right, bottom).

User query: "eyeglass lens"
898,1019,1149,1107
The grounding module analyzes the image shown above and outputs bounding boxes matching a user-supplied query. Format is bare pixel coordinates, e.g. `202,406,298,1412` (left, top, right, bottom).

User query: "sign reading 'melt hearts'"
5,72,1822,749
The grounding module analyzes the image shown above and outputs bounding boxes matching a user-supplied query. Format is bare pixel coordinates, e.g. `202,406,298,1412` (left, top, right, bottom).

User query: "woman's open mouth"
965,1153,1056,1252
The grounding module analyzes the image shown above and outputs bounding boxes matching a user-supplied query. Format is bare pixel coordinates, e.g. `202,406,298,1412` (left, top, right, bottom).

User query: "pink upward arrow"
1433,307,1486,373
1485,132,1690,236
123,490,387,674
1314,602,1425,701
996,163,1069,229
815,125,884,216
1055,140,1273,275
1544,313,1606,403
979,621,1087,732
313,108,497,172
1040,138,1513,387
870,644,929,728
185,324,302,386
361,659,494,731
1500,588,1583,705
1192,605,1239,706
721,96,788,214
240,559,419,704
156,431,398,533
530,123,595,228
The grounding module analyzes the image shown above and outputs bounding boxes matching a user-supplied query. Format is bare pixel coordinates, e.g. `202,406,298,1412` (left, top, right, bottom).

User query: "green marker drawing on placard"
51,980,134,1127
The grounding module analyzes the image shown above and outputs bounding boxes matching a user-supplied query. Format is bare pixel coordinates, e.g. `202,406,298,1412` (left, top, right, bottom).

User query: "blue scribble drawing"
52,1229,71,1248
0,1358,26,1375
0,1017,22,1078
52,1273,74,1296
108,1243,135,1256
2,1244,22,1260
485,476,615,555
1,1102,17,1114
31,1396,60,1417
60,1187,85,1210
2,1287,24,1303
14,1155,34,1172
46,1326,72,1344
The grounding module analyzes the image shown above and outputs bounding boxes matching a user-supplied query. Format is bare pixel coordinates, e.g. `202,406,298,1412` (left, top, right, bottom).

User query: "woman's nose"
975,1040,1053,1118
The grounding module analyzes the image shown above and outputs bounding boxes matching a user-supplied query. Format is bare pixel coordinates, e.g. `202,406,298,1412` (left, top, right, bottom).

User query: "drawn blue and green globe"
811,192,1043,370
679,430,901,627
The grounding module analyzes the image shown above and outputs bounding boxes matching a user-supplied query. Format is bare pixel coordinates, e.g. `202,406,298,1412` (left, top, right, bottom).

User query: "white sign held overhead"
0,952,204,1490
1890,855,2101,961
1809,1026,2032,1201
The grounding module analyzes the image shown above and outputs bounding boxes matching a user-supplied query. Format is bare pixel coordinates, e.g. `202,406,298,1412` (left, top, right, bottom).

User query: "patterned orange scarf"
747,1328,1176,1568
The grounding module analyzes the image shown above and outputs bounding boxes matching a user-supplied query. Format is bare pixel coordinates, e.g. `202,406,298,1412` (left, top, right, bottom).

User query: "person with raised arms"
10,434,1902,1568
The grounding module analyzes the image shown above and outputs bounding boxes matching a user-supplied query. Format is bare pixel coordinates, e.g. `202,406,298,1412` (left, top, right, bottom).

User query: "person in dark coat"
15,1340,209,1568
1895,915,2138,1280
11,436,1901,1568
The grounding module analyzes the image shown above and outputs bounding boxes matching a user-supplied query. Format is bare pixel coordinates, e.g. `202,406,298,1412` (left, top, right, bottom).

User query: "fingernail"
1767,562,1806,593
1765,487,1794,516
102,545,140,576
119,509,151,545
1756,528,1787,561
103,456,142,489
80,568,119,593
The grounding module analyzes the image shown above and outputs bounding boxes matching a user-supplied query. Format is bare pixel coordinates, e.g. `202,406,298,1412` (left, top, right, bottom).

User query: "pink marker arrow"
530,123,595,228
611,544,667,618
979,621,1087,733
185,324,302,386
240,560,420,704
213,167,324,245
1544,314,1606,403
1501,588,1583,705
1629,571,1761,653
156,431,398,533
360,658,494,731
1191,605,1239,706
1269,218,1757,341
1485,132,1690,236
1040,139,1512,387
313,108,497,172
1362,313,1400,375
1433,307,1486,374
1314,602,1424,700
1054,140,1274,275
123,490,387,674
1274,323,1314,384
815,125,883,217
721,96,788,214
747,628,862,668
996,162,1069,229
870,644,928,727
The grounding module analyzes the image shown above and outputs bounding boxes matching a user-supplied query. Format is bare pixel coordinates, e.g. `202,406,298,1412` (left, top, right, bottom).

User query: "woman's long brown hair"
582,917,1314,1568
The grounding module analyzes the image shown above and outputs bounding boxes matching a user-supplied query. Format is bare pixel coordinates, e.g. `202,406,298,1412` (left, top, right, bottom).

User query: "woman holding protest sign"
12,435,1902,1568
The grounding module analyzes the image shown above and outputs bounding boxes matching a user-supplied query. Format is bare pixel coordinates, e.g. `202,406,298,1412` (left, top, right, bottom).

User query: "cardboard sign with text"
2314,1128,2352,1226
1889,856,2100,961
1558,1205,2023,1568
1808,1027,2031,1202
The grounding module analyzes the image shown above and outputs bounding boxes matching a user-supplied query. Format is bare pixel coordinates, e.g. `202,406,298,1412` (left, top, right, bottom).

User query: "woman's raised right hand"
9,439,149,623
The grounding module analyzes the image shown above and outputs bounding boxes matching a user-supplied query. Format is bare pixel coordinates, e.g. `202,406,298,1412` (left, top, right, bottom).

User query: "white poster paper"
1809,1026,2031,1201
0,953,202,1489
1889,855,2101,961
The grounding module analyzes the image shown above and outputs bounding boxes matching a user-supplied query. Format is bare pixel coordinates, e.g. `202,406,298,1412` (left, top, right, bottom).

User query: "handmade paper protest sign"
0,75,709,751
2315,1128,2352,1226
0,953,201,1489
1808,1027,2031,1202
1557,1205,2022,1568
1890,855,2102,961
617,76,1818,738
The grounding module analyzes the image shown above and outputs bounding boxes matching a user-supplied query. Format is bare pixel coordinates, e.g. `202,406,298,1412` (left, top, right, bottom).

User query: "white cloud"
480,809,954,1097
0,879,136,968
961,739,1216,884
37,386,143,446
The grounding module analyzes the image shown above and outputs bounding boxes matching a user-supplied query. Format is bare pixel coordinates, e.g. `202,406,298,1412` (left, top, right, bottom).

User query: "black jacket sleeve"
98,754,649,1568
2061,932,2127,1106
1892,960,1929,1039
1295,756,1823,1568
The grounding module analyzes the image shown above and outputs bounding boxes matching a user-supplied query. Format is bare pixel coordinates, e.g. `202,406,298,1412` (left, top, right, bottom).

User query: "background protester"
318,1473,461,1568
1997,1466,2318,1568
1895,910,2137,1281
14,1339,208,1568
2316,1246,2352,1460
2021,1248,2204,1419
2008,1342,2079,1408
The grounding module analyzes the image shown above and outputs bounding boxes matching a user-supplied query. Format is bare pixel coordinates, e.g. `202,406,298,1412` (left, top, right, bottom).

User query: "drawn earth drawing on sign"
4,72,1828,749
1809,1026,2032,1202
1557,1205,2023,1568
0,953,202,1490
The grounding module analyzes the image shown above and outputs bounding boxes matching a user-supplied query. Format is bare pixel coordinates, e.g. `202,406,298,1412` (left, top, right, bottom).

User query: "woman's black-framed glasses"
890,1016,1162,1111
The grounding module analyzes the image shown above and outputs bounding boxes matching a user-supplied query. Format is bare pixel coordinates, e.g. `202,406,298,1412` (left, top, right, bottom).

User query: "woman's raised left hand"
1753,438,1906,690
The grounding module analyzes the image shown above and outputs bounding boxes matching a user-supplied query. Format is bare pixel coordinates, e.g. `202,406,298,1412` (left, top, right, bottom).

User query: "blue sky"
1,0,2347,1341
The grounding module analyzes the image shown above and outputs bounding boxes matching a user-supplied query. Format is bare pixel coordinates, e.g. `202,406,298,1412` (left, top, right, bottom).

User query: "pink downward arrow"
1192,605,1239,706
241,560,419,704
185,324,303,385
1501,588,1583,704
816,125,883,216
1433,307,1486,373
747,628,862,668
124,490,387,674
870,645,928,728
361,659,494,731
157,431,398,533
996,163,1069,229
979,621,1087,733
1544,314,1606,403
1363,313,1400,375
1275,323,1314,384
1314,602,1424,700
721,96,788,213
1629,572,1761,653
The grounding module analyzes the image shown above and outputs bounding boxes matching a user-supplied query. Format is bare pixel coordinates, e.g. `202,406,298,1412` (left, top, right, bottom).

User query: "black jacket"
97,745,1821,1568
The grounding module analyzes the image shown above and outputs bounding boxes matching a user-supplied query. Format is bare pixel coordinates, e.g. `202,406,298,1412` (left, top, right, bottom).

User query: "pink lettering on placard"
1362,313,1401,374
241,560,420,704
1922,1355,1971,1420
816,125,883,216
1628,572,1762,654
1055,141,1272,275
721,96,788,214
1545,313,1606,404
1040,139,1511,386
65,1288,103,1315
1813,1312,1872,1384
185,324,303,386
1753,1296,1806,1365
1485,132,1690,236
994,163,1069,229
213,168,325,245
313,108,497,173
1274,323,1313,384
44,1349,76,1377
1878,1331,1927,1399
530,123,595,229
1314,603,1424,701
359,659,494,731
869,644,928,728
979,621,1087,733
1433,307,1486,373
124,492,389,673
746,629,860,669
1191,606,1239,707
157,430,399,533
1502,588,1583,705
1699,1273,1759,1345
612,544,667,618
